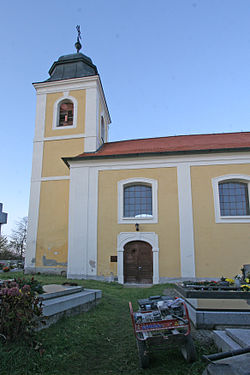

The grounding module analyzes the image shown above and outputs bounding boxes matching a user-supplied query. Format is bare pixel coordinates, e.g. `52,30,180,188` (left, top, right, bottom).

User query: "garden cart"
129,295,197,368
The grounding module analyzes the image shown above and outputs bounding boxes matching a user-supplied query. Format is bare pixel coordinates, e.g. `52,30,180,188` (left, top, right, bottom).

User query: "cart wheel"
136,339,150,368
181,334,197,363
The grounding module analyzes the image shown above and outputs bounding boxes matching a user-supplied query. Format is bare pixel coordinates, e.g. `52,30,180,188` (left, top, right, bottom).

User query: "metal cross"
75,25,82,53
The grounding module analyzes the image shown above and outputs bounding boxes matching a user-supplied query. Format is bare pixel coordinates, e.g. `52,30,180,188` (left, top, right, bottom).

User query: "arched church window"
124,184,152,218
218,181,250,216
212,174,250,223
58,100,74,127
118,178,158,224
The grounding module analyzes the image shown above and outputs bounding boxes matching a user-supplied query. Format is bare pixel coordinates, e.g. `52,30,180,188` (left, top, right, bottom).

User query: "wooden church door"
124,241,153,284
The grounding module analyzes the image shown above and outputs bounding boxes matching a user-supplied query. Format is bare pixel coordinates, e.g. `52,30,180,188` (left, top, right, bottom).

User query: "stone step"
213,330,242,352
42,289,101,316
37,288,102,329
41,284,83,300
225,329,250,349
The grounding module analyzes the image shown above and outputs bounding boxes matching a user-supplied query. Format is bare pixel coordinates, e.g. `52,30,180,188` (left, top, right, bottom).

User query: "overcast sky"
1,0,250,235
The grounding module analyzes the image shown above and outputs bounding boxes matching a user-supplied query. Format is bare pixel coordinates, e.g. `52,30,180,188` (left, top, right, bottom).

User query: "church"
25,36,250,284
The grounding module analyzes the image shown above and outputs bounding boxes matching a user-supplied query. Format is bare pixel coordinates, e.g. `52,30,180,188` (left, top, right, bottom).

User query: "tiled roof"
66,131,250,163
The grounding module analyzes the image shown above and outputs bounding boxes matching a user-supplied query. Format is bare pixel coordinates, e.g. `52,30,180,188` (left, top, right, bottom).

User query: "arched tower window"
58,100,74,127
101,116,105,142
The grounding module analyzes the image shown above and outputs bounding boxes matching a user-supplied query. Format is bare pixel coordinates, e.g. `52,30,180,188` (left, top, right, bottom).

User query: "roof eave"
62,146,250,168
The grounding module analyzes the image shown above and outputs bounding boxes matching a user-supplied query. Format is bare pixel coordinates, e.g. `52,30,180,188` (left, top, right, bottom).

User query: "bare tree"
9,217,28,259
0,235,19,260
0,235,8,252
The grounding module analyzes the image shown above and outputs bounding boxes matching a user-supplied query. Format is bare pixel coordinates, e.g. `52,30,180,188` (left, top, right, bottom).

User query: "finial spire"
75,25,82,53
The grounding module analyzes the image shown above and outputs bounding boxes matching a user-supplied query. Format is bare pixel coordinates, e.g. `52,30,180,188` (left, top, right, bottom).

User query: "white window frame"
52,95,78,130
118,178,158,224
212,174,250,223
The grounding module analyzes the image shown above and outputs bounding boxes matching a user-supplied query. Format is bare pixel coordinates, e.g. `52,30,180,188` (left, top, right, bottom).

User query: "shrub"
14,277,44,295
0,281,43,342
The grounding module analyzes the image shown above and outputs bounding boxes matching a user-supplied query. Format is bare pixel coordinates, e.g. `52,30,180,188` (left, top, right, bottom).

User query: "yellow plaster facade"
35,180,69,268
42,138,84,177
97,167,181,278
191,164,250,278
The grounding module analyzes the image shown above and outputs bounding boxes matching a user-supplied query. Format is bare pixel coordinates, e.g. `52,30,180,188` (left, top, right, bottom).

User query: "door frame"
117,232,159,284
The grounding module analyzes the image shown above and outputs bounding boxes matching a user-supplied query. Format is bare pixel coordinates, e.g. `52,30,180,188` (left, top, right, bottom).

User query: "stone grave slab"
186,298,250,329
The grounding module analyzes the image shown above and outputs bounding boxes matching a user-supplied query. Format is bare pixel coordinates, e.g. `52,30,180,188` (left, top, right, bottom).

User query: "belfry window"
58,100,74,127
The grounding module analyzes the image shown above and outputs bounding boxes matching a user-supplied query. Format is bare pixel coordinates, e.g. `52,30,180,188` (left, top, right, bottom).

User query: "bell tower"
25,29,111,274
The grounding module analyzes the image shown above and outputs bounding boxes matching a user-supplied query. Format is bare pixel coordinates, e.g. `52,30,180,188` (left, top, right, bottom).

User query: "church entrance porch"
124,241,153,284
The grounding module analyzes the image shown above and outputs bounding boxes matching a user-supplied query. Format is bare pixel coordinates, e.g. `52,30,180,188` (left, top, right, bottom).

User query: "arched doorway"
124,241,153,284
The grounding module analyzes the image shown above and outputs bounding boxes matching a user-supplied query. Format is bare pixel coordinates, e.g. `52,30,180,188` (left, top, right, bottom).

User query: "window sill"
216,215,250,223
118,217,158,224
54,125,76,130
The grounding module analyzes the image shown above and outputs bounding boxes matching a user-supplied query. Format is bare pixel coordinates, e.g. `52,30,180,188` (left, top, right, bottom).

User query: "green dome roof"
46,52,98,82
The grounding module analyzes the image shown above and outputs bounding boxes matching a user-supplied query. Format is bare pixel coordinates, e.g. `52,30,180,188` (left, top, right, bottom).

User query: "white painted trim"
117,178,158,224
25,94,46,271
84,88,98,152
68,167,89,276
212,174,250,223
43,133,85,141
52,95,78,130
25,181,41,269
33,76,99,92
41,176,70,181
68,152,250,170
117,232,159,284
177,164,196,277
33,133,85,142
67,166,98,278
86,168,98,275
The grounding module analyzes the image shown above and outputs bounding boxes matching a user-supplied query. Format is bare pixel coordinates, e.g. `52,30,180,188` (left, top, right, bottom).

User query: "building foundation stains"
42,255,67,267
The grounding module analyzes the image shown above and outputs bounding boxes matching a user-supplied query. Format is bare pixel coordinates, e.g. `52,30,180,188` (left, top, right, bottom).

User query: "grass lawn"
0,272,215,375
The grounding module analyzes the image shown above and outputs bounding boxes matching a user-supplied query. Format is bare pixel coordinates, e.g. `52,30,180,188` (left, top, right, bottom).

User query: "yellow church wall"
97,167,180,278
42,138,84,177
191,164,250,278
44,90,86,138
35,180,69,268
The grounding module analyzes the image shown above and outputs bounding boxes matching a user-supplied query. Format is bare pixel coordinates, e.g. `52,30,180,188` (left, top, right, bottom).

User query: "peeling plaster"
89,260,96,268
42,255,67,267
